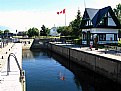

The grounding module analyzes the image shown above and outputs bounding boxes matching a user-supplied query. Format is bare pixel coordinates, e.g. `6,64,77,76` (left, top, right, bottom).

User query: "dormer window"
86,19,92,26
99,13,108,26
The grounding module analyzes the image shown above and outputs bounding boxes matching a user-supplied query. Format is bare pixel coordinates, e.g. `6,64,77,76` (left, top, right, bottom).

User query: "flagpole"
65,12,66,26
84,0,86,8
57,9,66,26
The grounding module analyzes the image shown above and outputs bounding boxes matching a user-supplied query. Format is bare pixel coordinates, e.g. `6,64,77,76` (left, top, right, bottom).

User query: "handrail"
7,53,23,80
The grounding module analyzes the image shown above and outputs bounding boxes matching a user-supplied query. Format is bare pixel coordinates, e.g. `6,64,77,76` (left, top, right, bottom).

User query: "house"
49,27,60,36
80,6,121,46
17,31,28,38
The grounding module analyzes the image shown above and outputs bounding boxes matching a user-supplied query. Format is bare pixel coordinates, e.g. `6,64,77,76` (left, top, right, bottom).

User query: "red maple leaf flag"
57,12,59,15
63,9,65,14
60,11,62,14
57,9,66,15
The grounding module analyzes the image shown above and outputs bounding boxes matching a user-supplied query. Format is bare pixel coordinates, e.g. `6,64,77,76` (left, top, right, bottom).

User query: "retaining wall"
48,43,121,84
19,38,50,49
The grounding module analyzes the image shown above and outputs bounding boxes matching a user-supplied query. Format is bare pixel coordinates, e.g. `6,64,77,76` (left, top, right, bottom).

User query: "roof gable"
86,8,99,20
81,6,121,29
94,6,110,27
82,9,90,20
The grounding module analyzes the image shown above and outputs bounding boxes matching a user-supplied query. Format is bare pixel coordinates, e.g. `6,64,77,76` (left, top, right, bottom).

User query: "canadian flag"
57,9,66,15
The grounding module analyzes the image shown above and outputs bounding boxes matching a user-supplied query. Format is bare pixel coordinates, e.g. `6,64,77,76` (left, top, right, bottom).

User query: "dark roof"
81,6,121,29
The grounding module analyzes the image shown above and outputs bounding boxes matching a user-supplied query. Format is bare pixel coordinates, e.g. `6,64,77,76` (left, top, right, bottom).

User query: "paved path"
0,43,23,91
55,43,121,61
73,47,121,61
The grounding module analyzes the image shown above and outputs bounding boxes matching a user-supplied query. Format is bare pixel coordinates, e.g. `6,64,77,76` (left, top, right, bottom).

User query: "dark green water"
22,50,121,91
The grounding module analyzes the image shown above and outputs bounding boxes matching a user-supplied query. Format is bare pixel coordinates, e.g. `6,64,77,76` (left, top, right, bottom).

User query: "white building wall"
108,13,116,26
82,28,118,44
82,28,118,35
90,28,118,33
108,18,116,26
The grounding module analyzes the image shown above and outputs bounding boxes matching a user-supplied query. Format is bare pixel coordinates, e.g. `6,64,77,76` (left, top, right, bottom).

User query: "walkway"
74,47,121,61
0,43,23,91
55,43,121,61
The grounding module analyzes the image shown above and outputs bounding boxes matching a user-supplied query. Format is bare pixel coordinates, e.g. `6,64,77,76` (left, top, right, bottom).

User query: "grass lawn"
118,40,121,47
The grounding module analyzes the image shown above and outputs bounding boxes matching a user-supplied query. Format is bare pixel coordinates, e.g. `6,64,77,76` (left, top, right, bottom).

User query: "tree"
23,31,28,36
114,3,121,24
69,9,82,37
0,30,3,34
57,27,64,33
40,25,49,36
46,28,50,35
56,26,72,36
114,3,121,39
27,27,39,37
4,29,10,33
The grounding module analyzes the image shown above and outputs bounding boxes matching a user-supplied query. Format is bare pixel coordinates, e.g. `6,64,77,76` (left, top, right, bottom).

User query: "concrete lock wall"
48,43,121,84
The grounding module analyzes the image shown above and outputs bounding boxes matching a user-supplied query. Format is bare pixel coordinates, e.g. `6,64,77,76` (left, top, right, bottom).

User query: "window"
99,34,106,41
90,34,94,40
83,33,87,40
86,20,92,26
99,13,108,26
28,41,31,44
114,34,117,41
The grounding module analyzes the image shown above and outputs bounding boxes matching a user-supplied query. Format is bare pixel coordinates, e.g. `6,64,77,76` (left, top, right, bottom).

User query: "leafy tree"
114,3,121,39
57,26,72,36
114,3,121,24
4,29,10,33
61,26,72,36
22,31,28,36
0,30,3,34
46,28,50,35
40,25,49,36
27,27,39,37
70,9,82,37
57,27,64,33
27,28,33,37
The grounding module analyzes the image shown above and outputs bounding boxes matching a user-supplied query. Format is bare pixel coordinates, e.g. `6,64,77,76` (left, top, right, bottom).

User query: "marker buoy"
60,76,65,80
59,71,65,80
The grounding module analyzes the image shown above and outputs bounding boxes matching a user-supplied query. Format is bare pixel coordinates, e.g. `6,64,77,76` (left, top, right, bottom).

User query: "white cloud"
0,9,77,32
0,0,120,33
88,0,120,9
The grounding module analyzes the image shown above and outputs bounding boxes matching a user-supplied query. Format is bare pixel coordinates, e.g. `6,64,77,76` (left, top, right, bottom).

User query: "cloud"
0,0,120,33
0,9,77,32
91,0,120,9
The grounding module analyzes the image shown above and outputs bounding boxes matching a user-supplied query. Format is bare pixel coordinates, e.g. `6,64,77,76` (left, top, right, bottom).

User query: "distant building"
80,6,121,46
49,27,60,36
17,31,28,37
0,33,14,38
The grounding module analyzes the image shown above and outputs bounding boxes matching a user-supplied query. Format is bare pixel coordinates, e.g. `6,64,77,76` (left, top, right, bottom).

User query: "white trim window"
99,34,106,41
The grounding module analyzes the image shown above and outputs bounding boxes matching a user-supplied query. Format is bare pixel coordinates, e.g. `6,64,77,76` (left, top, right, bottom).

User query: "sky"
0,0,120,32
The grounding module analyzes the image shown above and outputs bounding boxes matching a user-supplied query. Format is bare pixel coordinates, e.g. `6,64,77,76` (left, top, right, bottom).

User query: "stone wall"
19,38,50,49
48,43,121,84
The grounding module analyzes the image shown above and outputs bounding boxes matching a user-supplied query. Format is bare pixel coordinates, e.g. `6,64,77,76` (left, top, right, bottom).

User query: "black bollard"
2,56,3,59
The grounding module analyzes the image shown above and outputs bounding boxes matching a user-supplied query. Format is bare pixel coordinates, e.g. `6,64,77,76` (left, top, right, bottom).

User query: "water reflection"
48,50,121,91
23,50,34,59
22,50,121,91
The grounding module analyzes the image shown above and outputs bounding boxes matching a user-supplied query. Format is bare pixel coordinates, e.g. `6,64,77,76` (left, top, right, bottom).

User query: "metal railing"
104,45,121,55
7,53,26,91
